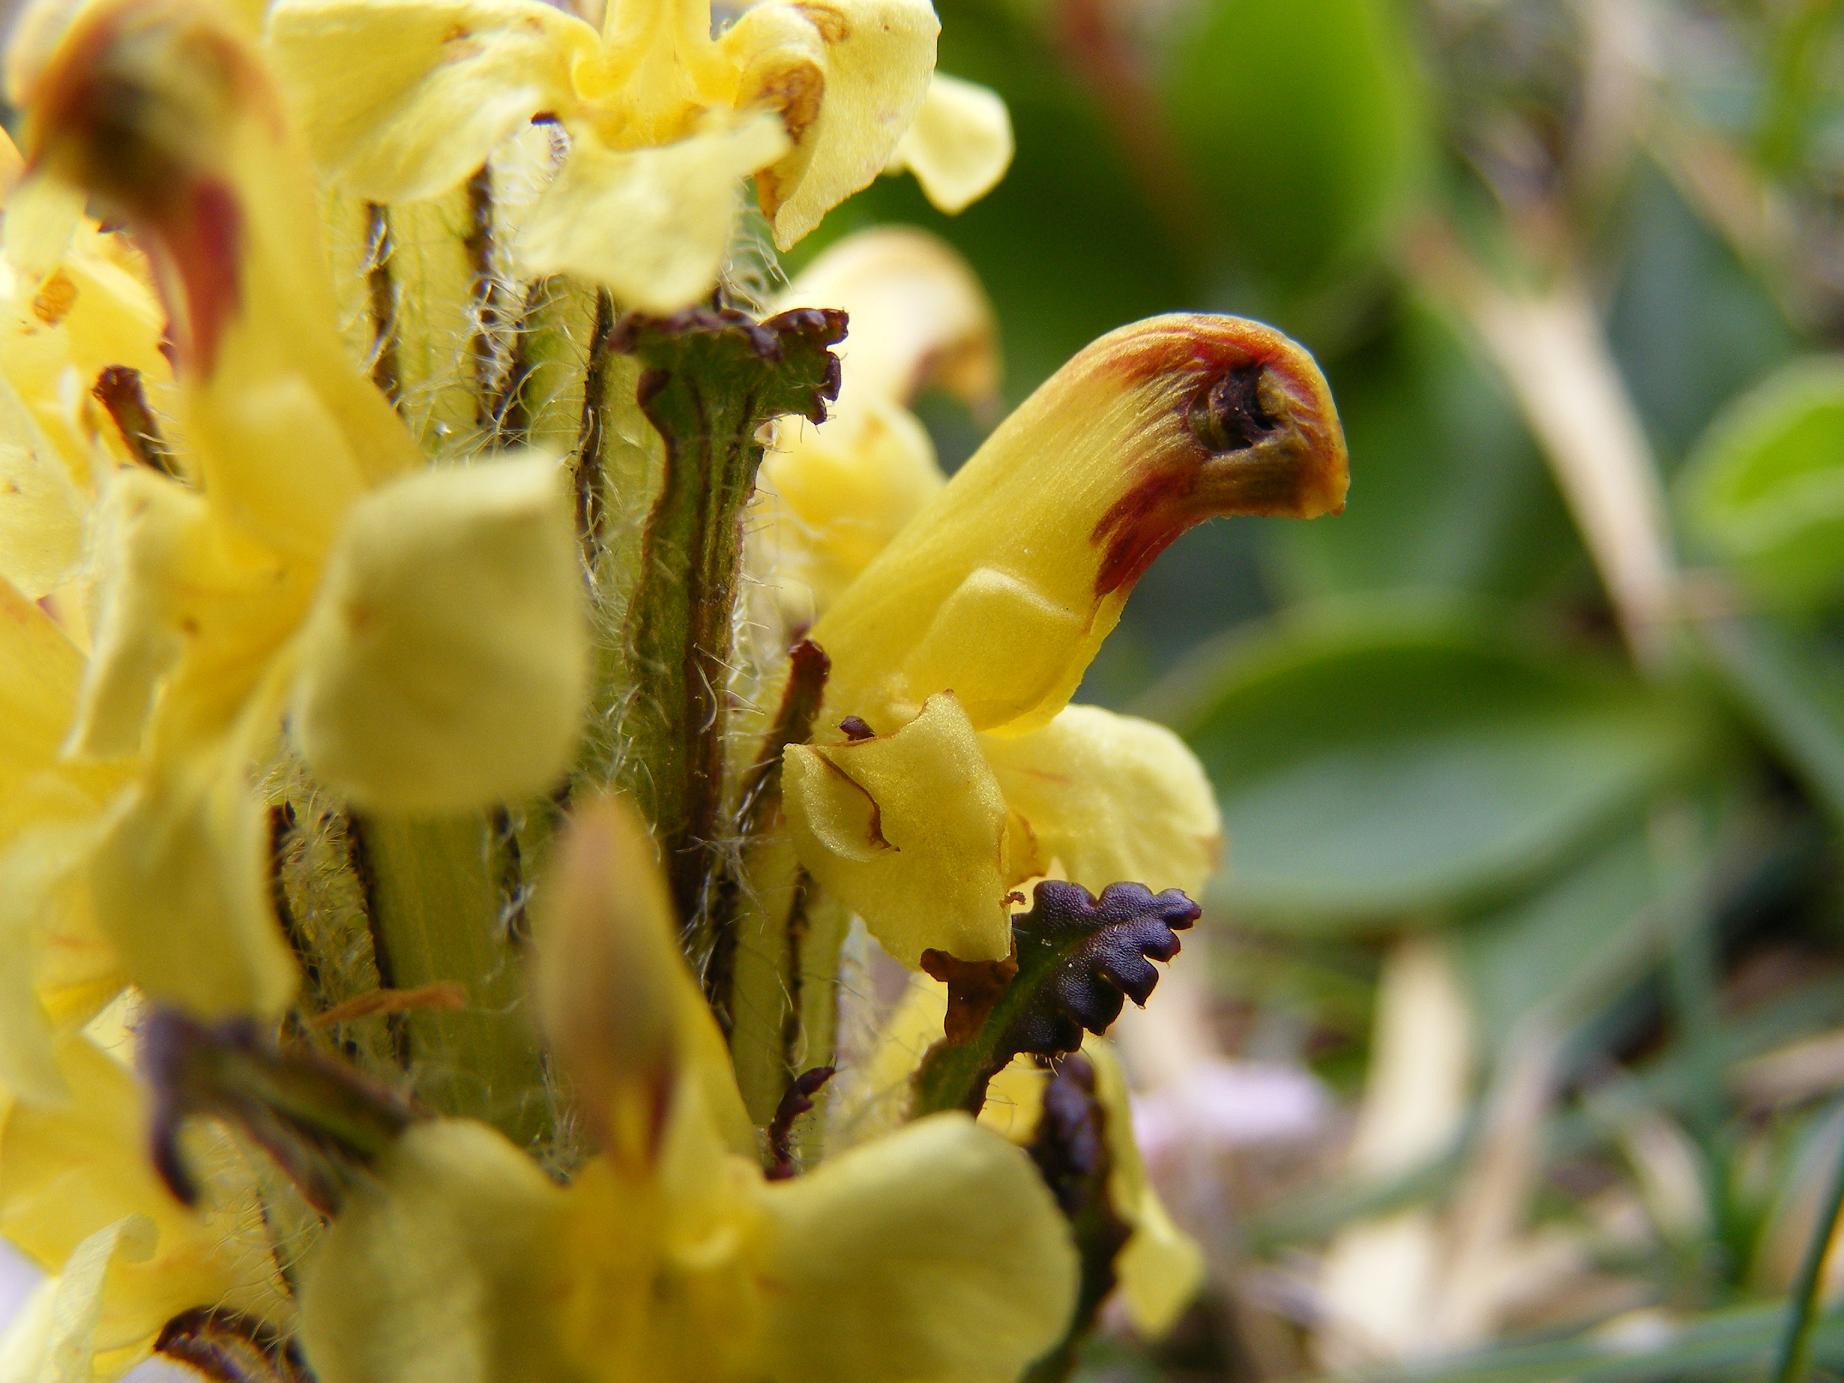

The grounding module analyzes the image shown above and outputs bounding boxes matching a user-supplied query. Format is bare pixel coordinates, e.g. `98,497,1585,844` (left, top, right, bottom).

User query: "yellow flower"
266,0,1011,312
17,0,590,1017
300,799,1078,1383
783,309,1350,965
0,1028,290,1377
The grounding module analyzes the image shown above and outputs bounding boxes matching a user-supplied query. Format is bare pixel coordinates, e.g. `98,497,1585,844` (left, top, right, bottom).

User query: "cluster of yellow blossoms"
0,0,1347,1378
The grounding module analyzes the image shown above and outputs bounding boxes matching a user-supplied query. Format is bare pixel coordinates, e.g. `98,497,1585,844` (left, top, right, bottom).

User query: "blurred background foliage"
795,0,1844,1377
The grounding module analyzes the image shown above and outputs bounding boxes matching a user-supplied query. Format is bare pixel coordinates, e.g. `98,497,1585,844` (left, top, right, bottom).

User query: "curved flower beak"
813,312,1350,740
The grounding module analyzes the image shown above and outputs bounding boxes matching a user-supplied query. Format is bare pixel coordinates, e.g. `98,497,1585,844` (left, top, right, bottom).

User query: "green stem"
607,309,843,936
350,812,553,1148
1770,1101,1844,1383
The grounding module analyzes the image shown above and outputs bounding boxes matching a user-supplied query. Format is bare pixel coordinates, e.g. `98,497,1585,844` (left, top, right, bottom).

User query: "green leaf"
1272,297,1580,604
1162,602,1713,928
1451,826,1661,1062
1677,357,1844,610
1695,612,1844,829
1157,0,1430,291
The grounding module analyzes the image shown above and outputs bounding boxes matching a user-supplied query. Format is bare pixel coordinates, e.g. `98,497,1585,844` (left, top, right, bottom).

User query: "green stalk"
601,309,843,937
350,813,553,1148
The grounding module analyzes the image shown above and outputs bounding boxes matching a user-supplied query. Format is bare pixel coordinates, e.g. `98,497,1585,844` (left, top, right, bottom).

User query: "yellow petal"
756,396,943,617
299,1120,579,1383
887,72,1012,215
267,0,594,203
67,469,306,762
783,693,1021,966
0,581,119,1099
0,1037,286,1359
289,454,589,813
1086,1042,1204,1336
534,796,755,1165
516,118,787,313
727,0,938,249
0,575,85,789
0,379,86,601
813,315,1350,736
89,759,297,1018
0,214,169,597
0,816,119,1103
0,1215,156,1383
986,704,1221,898
753,1112,1077,1383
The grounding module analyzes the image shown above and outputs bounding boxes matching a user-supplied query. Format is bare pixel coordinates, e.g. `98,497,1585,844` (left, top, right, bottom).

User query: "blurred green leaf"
1452,827,1660,1061
1161,602,1713,928
1696,612,1844,829
1606,167,1799,464
1678,358,1844,610
1156,0,1430,296
1273,296,1581,603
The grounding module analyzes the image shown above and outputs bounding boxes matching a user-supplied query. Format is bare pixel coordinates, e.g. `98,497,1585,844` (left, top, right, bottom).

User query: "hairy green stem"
608,309,843,937
350,813,553,1148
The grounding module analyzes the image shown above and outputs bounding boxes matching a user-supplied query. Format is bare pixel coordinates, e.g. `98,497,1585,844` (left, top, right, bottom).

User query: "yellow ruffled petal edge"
887,72,1013,216
266,0,593,204
727,0,938,249
783,693,1021,967
985,703,1222,900
754,1112,1078,1383
515,117,788,313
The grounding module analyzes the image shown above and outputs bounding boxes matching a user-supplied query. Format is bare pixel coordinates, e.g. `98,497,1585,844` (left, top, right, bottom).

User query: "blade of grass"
1770,1098,1844,1383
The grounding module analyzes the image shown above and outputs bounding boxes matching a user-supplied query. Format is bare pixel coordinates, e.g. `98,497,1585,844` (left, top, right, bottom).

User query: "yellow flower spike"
983,703,1222,899
757,226,997,615
813,313,1350,737
783,693,1028,966
532,795,754,1163
289,454,589,814
887,71,1015,216
0,1036,289,1367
